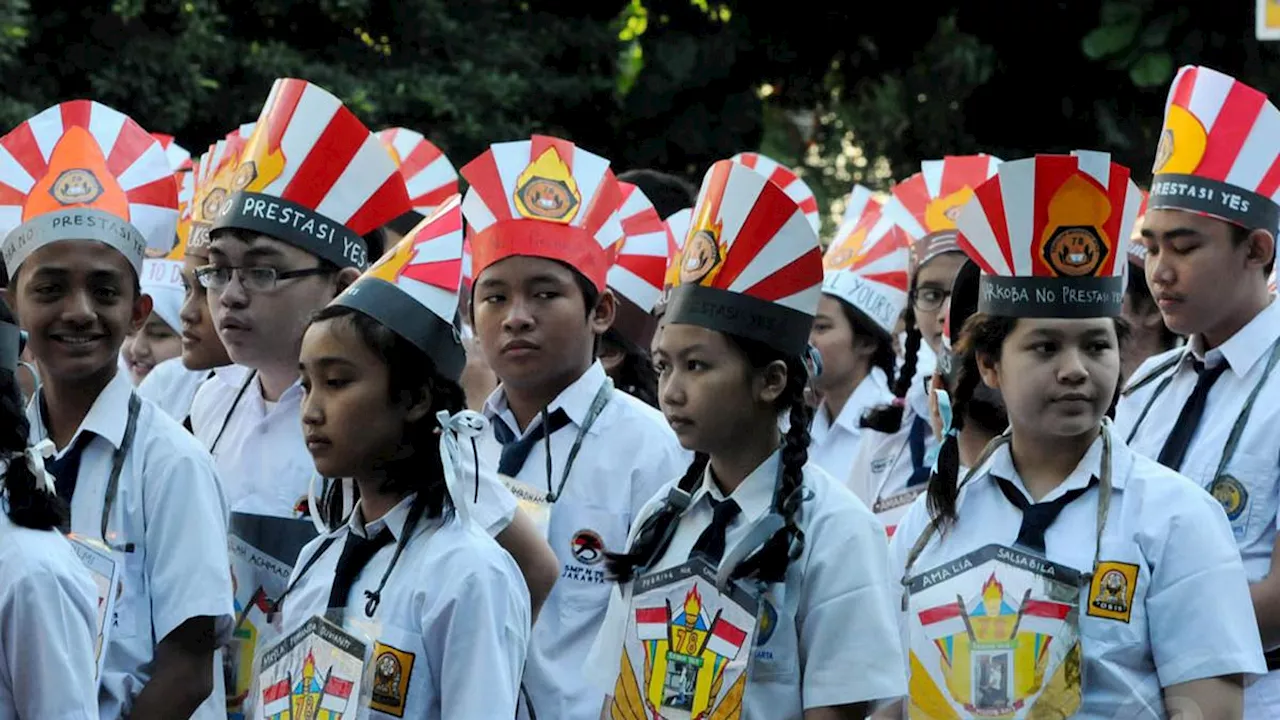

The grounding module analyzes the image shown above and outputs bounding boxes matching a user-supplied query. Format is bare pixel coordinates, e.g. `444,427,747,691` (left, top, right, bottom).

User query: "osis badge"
369,641,415,717
1087,561,1139,623
1208,475,1249,539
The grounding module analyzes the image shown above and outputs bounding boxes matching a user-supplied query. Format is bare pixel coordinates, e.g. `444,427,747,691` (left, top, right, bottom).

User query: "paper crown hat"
184,123,255,257
210,80,411,270
333,194,466,381
140,257,185,332
608,182,670,348
461,135,625,292
664,159,823,354
659,207,692,303
837,184,881,238
378,127,458,219
730,152,821,234
884,154,1002,273
0,100,179,275
152,133,193,172
1126,188,1150,268
821,204,912,337
956,150,1142,318
1151,65,1280,233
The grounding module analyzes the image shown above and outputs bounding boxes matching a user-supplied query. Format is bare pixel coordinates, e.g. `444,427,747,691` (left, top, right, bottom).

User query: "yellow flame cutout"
513,147,581,223
1040,174,1113,278
1154,104,1207,175
236,124,287,194
924,187,975,233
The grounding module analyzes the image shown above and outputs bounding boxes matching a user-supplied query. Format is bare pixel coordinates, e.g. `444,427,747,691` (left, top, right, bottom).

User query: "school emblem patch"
1087,561,1139,623
232,161,258,191
50,168,103,205
1044,226,1106,277
513,147,580,223
1154,129,1174,173
679,221,725,286
1209,475,1248,524
369,642,415,717
571,529,605,565
202,187,228,221
755,596,778,647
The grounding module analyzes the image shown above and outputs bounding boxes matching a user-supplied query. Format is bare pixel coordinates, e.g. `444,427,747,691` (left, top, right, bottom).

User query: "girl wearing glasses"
847,155,1001,538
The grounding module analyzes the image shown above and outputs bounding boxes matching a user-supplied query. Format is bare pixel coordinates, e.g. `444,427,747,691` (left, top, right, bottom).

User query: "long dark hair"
602,328,658,408
606,333,811,585
862,303,920,432
310,304,467,613
835,299,896,390
0,299,67,530
926,313,1127,531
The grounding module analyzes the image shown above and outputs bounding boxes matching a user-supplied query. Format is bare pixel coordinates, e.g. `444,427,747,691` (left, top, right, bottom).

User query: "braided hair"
606,333,811,585
308,305,468,616
861,304,920,432
0,299,67,530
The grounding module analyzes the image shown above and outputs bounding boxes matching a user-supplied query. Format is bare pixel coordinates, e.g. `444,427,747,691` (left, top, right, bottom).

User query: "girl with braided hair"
0,296,99,719
589,160,904,719
889,152,1263,718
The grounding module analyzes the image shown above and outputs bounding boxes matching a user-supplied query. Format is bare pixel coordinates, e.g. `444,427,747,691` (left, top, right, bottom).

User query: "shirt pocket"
750,586,798,683
113,548,147,641
553,504,626,609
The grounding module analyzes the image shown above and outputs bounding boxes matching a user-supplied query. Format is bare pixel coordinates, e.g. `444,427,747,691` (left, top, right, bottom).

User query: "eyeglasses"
195,265,330,293
911,286,951,313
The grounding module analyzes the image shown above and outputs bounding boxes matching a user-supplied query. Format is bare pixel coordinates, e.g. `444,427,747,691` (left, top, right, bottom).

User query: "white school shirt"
479,360,690,720
282,496,530,720
587,452,906,717
28,370,235,720
847,378,938,537
810,367,892,483
888,430,1267,717
136,356,215,425
0,507,98,720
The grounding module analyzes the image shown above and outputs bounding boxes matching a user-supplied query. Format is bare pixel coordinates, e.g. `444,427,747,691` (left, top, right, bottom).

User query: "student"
1117,65,1280,717
601,182,669,407
377,126,458,246
121,256,185,385
891,151,1264,718
461,135,690,720
0,298,99,720
1120,196,1180,381
276,196,529,719
591,158,905,719
847,155,1001,536
0,100,234,719
809,186,905,481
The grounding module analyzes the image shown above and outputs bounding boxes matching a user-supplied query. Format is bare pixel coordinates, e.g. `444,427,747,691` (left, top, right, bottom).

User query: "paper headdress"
185,123,255,257
664,159,823,354
0,100,179,275
659,207,692,303
461,135,624,292
885,154,1002,273
333,194,466,381
731,152,821,234
211,79,411,270
152,133,193,172
608,182,670,348
378,127,458,218
1151,65,1280,233
837,184,881,239
821,204,912,337
140,257,185,332
956,150,1142,318
1126,188,1150,268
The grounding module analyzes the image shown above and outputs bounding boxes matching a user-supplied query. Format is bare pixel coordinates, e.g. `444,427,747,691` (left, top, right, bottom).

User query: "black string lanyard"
1126,339,1280,474
900,422,1115,609
538,378,612,503
208,370,257,456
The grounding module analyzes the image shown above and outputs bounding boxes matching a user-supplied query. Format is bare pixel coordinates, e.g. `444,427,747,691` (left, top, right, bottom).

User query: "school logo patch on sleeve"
369,642,415,717
1087,561,1139,623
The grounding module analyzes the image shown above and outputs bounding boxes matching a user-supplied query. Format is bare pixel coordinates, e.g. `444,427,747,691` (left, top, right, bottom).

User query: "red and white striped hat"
1126,188,1151,268
168,153,201,259
664,159,823,354
212,80,411,270
730,152,821,234
1151,65,1280,233
0,100,179,275
461,135,624,292
822,204,912,336
378,127,458,217
608,182,671,348
187,123,256,256
152,133,193,172
956,150,1142,318
884,154,1002,273
335,194,466,380
660,207,692,301
836,184,881,240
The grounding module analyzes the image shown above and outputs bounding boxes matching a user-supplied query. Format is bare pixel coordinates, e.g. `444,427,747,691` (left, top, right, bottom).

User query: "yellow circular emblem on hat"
1155,104,1207,175
50,168,104,206
1044,226,1107,277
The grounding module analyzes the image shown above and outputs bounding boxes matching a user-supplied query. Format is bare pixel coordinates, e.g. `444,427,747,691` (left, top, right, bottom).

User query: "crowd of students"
0,62,1278,720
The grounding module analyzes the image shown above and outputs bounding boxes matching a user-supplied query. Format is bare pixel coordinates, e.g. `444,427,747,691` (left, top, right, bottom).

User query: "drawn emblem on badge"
1044,225,1107,277
202,188,227,221
369,641,415,717
1154,129,1174,173
50,168,103,205
1087,560,1139,623
679,224,724,285
513,147,581,223
1209,475,1248,522
571,529,605,565
232,161,258,192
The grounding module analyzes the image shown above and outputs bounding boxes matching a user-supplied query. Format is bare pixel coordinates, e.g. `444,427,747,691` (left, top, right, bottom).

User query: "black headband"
664,284,813,355
334,278,465,382
213,192,369,270
1149,173,1280,235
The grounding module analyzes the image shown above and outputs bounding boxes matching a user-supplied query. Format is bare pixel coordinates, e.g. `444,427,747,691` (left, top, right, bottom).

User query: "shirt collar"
484,360,611,437
691,449,780,524
348,494,433,543
976,428,1119,504
1188,297,1280,377
33,369,134,450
